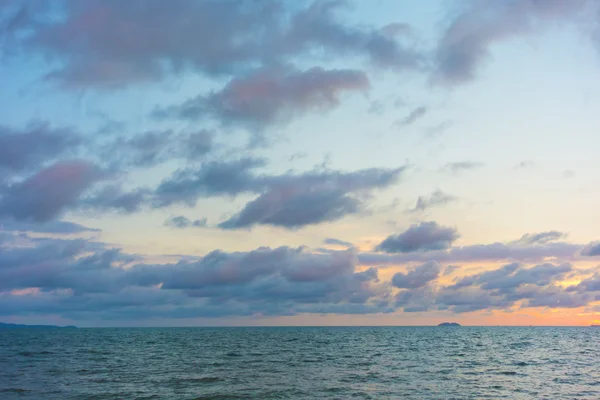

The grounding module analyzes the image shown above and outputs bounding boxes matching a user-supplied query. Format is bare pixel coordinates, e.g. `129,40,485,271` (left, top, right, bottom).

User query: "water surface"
1,327,598,399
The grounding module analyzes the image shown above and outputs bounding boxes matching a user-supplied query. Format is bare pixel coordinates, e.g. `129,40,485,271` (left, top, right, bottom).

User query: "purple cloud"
433,0,589,84
0,161,104,221
391,261,441,289
158,66,370,129
0,123,81,174
4,0,421,89
376,222,460,253
408,190,458,213
582,242,600,257
360,241,582,265
164,216,207,229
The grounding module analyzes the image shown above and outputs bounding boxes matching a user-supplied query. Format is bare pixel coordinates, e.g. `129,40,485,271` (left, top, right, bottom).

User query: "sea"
1,326,599,399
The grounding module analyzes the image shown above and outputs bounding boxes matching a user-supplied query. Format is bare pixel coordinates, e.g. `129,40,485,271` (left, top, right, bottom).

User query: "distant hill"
438,322,461,326
0,322,77,329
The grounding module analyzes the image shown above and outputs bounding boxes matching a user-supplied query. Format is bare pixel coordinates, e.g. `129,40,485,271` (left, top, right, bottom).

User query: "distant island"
438,322,461,326
0,322,77,329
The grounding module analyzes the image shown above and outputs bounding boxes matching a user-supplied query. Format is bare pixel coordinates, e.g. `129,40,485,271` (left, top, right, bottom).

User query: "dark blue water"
1,327,599,399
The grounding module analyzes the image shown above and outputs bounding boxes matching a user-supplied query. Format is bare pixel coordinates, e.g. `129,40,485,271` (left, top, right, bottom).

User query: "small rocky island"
438,322,461,326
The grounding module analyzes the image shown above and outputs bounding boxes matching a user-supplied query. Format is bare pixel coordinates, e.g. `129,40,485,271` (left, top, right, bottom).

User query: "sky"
1,0,600,327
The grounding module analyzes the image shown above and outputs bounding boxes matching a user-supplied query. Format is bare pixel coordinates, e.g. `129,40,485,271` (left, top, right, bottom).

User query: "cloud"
397,106,427,127
360,240,582,266
376,221,460,253
450,262,572,293
433,0,589,84
153,158,267,207
9,154,401,229
396,261,584,313
218,167,403,229
0,219,100,234
153,158,404,229
4,0,421,89
81,185,151,214
423,120,453,138
514,231,567,245
0,122,81,174
391,261,441,289
582,242,600,257
443,265,461,276
514,160,535,169
157,66,369,130
324,238,354,247
102,130,214,168
0,235,392,320
1,231,599,321
219,187,361,229
0,161,104,222
408,190,457,213
164,216,208,229
442,161,484,174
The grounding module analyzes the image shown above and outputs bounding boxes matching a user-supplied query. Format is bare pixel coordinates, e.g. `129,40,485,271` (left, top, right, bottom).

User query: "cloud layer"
1,228,599,322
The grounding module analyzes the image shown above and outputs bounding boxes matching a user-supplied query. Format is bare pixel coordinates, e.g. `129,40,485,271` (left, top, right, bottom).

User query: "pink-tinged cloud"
434,0,590,84
162,66,370,129
10,287,40,296
0,160,104,221
3,0,421,88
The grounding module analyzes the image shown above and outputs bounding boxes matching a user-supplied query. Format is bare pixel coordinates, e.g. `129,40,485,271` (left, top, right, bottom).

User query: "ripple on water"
1,327,600,399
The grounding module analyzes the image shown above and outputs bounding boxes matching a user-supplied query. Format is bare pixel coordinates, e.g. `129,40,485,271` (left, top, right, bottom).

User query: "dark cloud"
153,158,267,207
0,219,99,234
395,261,583,314
157,66,369,130
433,0,589,84
434,286,512,313
519,286,590,309
0,122,81,174
450,262,572,293
218,167,403,229
376,221,460,253
164,216,208,229
219,187,361,229
394,285,436,312
408,190,457,213
3,153,402,229
0,235,392,320
567,273,600,293
4,0,421,89
391,261,441,289
515,231,567,245
397,106,427,127
324,237,354,247
81,185,151,214
0,161,105,222
153,158,404,228
443,265,461,276
361,241,582,266
582,242,600,257
1,232,599,321
102,130,214,168
442,161,484,174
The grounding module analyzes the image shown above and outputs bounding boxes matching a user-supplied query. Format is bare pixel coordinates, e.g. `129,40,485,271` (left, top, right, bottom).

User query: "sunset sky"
1,0,600,327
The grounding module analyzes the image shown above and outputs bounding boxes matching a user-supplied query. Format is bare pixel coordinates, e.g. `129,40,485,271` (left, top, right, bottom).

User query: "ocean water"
1,326,599,399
